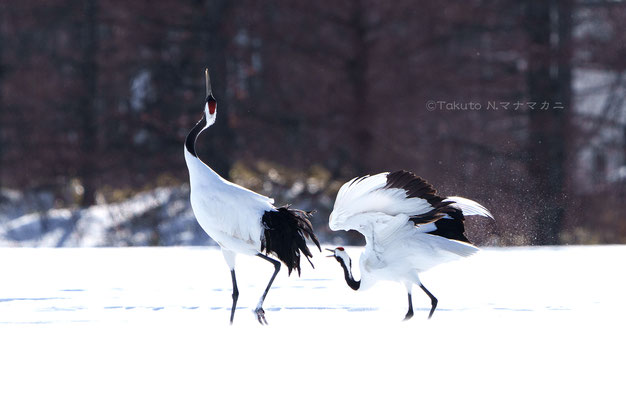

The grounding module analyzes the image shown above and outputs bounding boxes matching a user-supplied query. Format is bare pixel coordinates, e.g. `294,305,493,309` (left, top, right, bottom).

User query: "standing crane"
327,170,493,320
184,70,320,324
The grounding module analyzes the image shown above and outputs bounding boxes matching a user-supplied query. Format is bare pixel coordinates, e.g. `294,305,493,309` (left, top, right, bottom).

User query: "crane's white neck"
184,101,217,158
184,97,224,189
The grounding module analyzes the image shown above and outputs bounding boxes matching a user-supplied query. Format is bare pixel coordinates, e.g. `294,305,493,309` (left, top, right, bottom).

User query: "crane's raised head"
203,69,217,126
204,93,217,120
325,247,351,267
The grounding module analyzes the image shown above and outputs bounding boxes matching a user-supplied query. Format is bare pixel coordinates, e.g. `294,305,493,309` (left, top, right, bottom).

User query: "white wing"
186,154,274,254
329,171,446,234
329,171,458,240
380,229,480,273
190,180,274,252
366,214,479,260
446,196,493,218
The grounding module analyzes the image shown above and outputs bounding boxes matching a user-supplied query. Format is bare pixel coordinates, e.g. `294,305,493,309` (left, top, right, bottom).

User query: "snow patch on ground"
0,187,212,247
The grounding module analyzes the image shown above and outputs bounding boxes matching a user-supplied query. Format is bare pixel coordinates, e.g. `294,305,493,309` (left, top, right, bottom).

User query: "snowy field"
0,245,625,399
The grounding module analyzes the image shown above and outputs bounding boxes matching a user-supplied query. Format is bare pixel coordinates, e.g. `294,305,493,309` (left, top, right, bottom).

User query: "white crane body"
185,150,273,255
328,170,493,319
184,70,319,324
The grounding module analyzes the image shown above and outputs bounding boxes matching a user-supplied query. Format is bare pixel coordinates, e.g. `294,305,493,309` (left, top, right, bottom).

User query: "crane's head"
325,247,351,267
203,68,217,127
326,247,360,291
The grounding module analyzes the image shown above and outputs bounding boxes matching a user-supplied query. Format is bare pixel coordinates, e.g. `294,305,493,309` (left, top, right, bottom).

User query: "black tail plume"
261,207,321,276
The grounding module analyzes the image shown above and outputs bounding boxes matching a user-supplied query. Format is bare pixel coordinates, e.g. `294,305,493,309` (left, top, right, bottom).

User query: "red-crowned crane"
326,170,492,320
184,70,320,324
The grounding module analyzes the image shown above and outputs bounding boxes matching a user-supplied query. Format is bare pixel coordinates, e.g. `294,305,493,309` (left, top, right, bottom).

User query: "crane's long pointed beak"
325,248,335,257
205,68,212,97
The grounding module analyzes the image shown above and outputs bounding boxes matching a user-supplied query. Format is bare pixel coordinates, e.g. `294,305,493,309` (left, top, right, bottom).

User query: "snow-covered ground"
0,245,624,399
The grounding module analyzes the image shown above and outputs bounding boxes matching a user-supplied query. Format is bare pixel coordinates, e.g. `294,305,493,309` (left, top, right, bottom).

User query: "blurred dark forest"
0,0,625,246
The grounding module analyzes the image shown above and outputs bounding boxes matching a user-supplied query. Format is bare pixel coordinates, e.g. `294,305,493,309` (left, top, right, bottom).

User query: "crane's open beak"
205,68,212,97
325,248,335,257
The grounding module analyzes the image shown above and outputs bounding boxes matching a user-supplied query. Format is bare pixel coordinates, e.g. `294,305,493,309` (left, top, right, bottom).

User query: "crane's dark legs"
229,269,239,325
420,283,438,319
255,253,281,325
403,292,414,321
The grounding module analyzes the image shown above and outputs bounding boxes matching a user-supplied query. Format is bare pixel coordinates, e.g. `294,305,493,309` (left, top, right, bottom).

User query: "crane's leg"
229,269,239,325
419,283,438,319
222,250,239,325
255,253,281,325
404,292,414,321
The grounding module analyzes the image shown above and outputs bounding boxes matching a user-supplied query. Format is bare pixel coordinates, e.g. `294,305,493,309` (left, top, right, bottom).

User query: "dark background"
0,0,625,245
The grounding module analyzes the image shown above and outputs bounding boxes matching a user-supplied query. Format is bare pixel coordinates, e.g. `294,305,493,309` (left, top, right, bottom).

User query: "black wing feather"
384,170,446,206
385,170,471,243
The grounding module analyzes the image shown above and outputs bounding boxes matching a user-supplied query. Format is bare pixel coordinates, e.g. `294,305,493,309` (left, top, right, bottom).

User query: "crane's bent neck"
184,113,227,187
185,115,207,158
337,256,360,291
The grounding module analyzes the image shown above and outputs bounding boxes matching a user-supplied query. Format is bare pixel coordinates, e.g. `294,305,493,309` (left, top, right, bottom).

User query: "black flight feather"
429,218,471,243
384,170,447,206
384,170,471,243
261,207,321,276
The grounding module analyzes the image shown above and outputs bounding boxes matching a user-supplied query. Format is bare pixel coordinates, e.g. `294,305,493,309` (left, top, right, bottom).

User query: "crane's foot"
255,307,268,325
403,293,414,321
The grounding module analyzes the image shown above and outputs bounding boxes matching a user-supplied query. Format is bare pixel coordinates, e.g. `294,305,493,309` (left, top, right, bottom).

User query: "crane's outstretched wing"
329,170,493,245
329,170,456,234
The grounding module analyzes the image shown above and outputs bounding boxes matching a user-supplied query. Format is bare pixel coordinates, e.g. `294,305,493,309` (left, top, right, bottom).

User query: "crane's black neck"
337,256,360,291
185,114,207,158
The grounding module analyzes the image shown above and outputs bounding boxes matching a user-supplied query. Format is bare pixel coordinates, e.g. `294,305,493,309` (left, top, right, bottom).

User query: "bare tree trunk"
556,0,574,240
348,0,371,176
79,0,99,206
0,7,4,190
525,0,572,245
